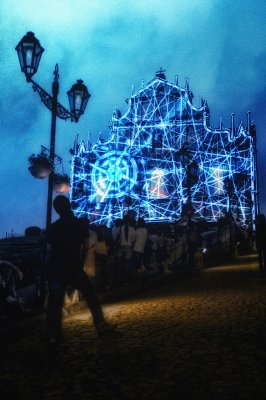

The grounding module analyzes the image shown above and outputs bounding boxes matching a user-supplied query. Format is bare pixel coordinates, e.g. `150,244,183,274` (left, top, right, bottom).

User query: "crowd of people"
82,209,203,291
1,195,263,348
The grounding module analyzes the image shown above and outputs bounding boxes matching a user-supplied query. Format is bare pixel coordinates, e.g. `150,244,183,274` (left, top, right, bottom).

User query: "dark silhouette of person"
255,213,266,272
45,195,116,346
117,214,136,285
132,217,148,279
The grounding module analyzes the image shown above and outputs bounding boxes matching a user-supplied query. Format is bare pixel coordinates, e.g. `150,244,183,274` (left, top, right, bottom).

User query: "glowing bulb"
26,49,32,65
75,93,82,110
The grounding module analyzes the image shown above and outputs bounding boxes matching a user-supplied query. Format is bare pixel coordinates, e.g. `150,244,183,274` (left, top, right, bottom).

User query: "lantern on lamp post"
67,80,90,122
15,31,44,82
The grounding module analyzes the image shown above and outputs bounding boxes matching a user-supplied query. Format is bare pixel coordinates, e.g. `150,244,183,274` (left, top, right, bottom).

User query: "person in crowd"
0,259,24,317
117,214,136,285
132,218,148,281
144,228,158,271
107,218,123,287
243,219,255,253
255,213,266,273
100,224,114,251
177,205,200,272
176,211,190,267
64,219,97,311
157,231,170,274
83,220,98,279
164,225,177,272
111,218,123,247
186,218,201,272
45,195,116,346
94,225,111,291
218,211,239,258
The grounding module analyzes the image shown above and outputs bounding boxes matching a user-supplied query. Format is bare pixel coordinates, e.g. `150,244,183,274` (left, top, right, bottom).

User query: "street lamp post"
15,31,91,231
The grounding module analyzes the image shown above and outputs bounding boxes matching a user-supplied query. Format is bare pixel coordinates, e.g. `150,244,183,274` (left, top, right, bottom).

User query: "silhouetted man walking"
45,195,116,346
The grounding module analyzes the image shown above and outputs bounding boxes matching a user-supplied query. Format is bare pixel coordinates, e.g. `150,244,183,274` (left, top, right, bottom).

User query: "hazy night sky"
1,0,266,238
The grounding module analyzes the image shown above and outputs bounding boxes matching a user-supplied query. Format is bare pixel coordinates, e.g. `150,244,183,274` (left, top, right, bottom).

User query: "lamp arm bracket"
40,145,62,164
30,79,76,122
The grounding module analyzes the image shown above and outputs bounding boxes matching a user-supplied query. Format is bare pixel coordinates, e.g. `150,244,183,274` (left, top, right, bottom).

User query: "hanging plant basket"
28,152,53,179
53,173,71,193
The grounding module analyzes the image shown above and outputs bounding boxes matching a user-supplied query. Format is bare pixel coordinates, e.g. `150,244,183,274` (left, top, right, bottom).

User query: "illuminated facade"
70,70,259,227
